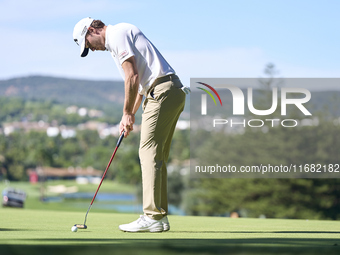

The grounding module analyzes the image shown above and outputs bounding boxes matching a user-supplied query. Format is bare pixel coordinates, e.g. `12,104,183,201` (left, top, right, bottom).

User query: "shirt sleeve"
111,28,135,66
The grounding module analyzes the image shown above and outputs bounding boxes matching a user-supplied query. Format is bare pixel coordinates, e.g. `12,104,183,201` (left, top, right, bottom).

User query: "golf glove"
181,86,191,94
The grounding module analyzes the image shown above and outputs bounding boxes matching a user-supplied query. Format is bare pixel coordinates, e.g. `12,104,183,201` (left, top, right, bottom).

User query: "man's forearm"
132,94,143,115
123,73,139,115
120,56,139,137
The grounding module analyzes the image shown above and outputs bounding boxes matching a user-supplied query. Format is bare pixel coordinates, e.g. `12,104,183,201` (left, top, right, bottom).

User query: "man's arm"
132,94,143,115
120,56,139,137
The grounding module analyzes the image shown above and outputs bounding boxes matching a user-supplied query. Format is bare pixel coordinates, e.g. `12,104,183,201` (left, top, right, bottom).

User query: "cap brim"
80,39,89,57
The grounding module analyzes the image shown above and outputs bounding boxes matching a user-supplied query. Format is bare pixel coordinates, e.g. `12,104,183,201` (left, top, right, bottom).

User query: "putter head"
74,224,87,229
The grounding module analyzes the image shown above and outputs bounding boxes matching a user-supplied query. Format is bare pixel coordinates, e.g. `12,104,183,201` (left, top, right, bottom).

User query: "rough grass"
0,208,340,254
0,180,138,213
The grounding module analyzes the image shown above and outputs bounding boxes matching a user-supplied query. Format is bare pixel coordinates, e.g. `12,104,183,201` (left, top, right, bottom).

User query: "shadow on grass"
173,231,340,234
1,238,339,255
0,228,32,232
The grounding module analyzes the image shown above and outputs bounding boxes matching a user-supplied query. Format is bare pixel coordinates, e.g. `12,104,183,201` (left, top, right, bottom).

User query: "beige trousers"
139,75,186,220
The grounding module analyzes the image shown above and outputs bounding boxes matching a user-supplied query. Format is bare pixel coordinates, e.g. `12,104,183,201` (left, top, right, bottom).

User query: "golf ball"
71,226,78,232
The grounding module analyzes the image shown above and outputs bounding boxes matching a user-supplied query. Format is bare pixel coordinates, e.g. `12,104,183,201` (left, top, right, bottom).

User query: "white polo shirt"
105,23,175,96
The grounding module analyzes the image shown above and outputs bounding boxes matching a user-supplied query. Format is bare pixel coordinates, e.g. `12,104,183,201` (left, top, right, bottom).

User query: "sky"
1,0,339,90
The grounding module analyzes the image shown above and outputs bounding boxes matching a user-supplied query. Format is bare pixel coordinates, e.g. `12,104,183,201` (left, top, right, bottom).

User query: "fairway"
0,208,339,254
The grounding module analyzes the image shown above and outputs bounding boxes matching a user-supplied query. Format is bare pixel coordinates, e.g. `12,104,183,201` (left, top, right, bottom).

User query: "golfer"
73,18,188,232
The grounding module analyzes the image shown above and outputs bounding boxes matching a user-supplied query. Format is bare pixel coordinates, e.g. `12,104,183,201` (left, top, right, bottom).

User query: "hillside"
0,76,190,119
0,76,125,109
1,76,339,119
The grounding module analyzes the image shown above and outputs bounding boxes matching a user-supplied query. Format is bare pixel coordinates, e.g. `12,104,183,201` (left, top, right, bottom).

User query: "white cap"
73,17,94,57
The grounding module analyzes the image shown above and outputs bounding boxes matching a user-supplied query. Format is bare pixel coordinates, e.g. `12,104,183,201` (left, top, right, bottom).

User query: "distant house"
27,166,103,183
3,121,49,136
176,120,190,130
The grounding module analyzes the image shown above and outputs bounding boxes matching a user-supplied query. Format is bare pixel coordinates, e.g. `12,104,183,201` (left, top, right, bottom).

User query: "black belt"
152,74,178,87
146,74,178,95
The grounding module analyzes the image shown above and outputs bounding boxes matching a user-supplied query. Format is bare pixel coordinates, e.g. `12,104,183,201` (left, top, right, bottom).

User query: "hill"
1,76,339,119
0,76,125,109
0,76,191,119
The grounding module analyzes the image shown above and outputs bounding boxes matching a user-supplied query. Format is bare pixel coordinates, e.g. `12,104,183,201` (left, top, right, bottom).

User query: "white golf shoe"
119,215,164,232
161,216,170,231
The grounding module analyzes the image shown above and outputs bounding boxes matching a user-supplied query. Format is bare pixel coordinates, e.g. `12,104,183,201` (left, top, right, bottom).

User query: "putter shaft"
80,131,125,228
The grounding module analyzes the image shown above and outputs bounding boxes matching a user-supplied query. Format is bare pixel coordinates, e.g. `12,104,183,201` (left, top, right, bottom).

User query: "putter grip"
116,131,125,147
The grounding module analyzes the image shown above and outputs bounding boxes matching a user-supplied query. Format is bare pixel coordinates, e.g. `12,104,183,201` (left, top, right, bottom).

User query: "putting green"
0,208,339,254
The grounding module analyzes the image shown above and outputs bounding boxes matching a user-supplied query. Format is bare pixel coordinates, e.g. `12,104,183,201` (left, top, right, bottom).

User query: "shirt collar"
104,25,111,51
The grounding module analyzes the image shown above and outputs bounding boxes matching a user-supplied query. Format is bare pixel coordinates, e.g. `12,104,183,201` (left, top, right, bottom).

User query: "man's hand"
119,113,135,137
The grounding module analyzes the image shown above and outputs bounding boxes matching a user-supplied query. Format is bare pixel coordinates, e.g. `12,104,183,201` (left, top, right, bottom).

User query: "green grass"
0,180,138,212
0,208,339,255
0,180,136,196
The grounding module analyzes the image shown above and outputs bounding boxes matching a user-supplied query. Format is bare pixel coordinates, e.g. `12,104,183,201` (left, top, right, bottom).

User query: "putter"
74,131,125,229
